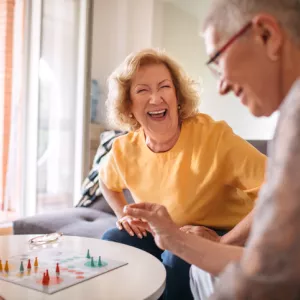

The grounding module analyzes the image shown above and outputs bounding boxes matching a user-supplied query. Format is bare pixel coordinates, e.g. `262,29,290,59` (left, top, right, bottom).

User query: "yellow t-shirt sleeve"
217,123,267,200
98,141,125,192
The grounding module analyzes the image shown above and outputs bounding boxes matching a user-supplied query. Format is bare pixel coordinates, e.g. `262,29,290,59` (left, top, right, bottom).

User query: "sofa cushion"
76,130,126,209
88,195,114,215
88,189,134,215
13,208,117,238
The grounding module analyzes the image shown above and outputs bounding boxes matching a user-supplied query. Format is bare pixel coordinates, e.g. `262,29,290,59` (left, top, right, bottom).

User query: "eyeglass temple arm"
206,21,252,65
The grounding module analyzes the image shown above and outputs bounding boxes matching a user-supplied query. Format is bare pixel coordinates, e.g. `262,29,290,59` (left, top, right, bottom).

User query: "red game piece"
56,263,60,274
42,272,48,285
45,269,50,282
27,259,31,269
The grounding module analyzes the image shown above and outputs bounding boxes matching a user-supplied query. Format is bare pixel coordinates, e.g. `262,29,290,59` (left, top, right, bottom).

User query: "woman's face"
129,63,179,137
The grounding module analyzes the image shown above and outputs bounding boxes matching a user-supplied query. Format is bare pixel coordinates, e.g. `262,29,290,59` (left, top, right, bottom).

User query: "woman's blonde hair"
106,48,200,131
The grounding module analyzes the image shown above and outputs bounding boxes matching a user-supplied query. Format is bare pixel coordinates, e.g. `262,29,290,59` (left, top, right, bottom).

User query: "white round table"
0,235,166,300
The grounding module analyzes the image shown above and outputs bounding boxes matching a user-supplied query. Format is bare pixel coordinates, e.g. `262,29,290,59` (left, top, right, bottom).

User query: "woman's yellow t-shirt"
99,113,266,229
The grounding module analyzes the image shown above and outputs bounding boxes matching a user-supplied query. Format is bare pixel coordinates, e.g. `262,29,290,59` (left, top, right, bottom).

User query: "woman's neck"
145,127,181,153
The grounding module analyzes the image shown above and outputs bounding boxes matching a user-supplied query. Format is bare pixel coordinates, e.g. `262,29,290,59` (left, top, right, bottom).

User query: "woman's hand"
180,225,221,242
124,203,179,250
117,216,147,239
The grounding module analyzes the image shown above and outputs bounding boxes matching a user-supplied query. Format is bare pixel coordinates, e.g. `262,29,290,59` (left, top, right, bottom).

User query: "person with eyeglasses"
124,0,300,299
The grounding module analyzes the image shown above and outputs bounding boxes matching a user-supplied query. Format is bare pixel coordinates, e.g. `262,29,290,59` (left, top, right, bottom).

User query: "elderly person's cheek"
166,89,178,110
131,95,147,119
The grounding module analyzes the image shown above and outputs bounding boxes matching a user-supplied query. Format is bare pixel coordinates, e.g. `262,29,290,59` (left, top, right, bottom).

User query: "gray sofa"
13,140,268,238
13,190,133,238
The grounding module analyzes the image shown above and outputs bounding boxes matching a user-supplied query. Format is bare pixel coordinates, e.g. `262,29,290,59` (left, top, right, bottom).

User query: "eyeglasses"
206,21,252,78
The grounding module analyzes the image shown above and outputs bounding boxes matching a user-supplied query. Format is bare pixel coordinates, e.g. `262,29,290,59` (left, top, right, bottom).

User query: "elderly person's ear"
253,15,283,61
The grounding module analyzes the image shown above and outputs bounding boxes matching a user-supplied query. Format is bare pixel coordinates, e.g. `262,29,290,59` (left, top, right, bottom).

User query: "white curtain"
5,0,81,215
36,0,80,211
4,0,25,214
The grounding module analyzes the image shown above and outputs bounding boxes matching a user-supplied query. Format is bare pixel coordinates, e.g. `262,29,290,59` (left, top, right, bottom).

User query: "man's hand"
116,216,147,239
180,225,221,242
124,203,179,250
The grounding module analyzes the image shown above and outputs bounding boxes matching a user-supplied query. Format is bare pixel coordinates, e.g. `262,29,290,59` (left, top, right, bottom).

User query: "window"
3,0,92,219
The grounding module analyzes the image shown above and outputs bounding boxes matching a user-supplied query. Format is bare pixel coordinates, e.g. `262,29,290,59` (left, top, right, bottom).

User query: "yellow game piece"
34,257,38,267
0,259,2,271
4,260,9,272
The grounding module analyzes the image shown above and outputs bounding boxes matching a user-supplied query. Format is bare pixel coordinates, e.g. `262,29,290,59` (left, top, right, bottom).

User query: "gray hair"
203,0,300,45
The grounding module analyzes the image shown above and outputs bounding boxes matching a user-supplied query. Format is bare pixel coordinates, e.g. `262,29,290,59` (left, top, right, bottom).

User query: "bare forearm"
220,210,254,246
100,181,128,218
166,230,244,276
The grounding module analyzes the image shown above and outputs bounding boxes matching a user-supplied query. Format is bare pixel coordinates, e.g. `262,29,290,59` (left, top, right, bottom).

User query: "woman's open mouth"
147,109,167,120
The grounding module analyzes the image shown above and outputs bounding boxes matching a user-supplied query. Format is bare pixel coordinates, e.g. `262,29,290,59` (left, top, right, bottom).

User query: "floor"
0,211,15,235
0,223,13,235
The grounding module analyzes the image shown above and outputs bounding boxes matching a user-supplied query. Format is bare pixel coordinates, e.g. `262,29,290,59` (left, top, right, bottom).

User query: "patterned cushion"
76,130,126,208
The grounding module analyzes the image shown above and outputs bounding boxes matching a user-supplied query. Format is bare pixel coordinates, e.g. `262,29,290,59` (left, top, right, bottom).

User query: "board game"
0,247,127,294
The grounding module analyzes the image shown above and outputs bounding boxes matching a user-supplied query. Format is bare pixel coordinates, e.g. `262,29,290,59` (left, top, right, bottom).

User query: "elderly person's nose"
149,92,163,104
218,78,232,95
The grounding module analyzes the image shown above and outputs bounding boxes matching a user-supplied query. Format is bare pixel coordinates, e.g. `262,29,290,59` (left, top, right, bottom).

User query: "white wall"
91,0,278,139
91,0,157,124
91,0,128,123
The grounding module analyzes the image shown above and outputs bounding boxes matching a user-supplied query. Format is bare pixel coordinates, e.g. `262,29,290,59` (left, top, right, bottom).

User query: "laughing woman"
100,48,266,300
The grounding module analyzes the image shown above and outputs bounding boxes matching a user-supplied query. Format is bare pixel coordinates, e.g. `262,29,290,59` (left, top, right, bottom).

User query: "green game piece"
91,257,95,267
86,249,90,259
20,261,24,273
97,256,102,267
84,260,107,268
